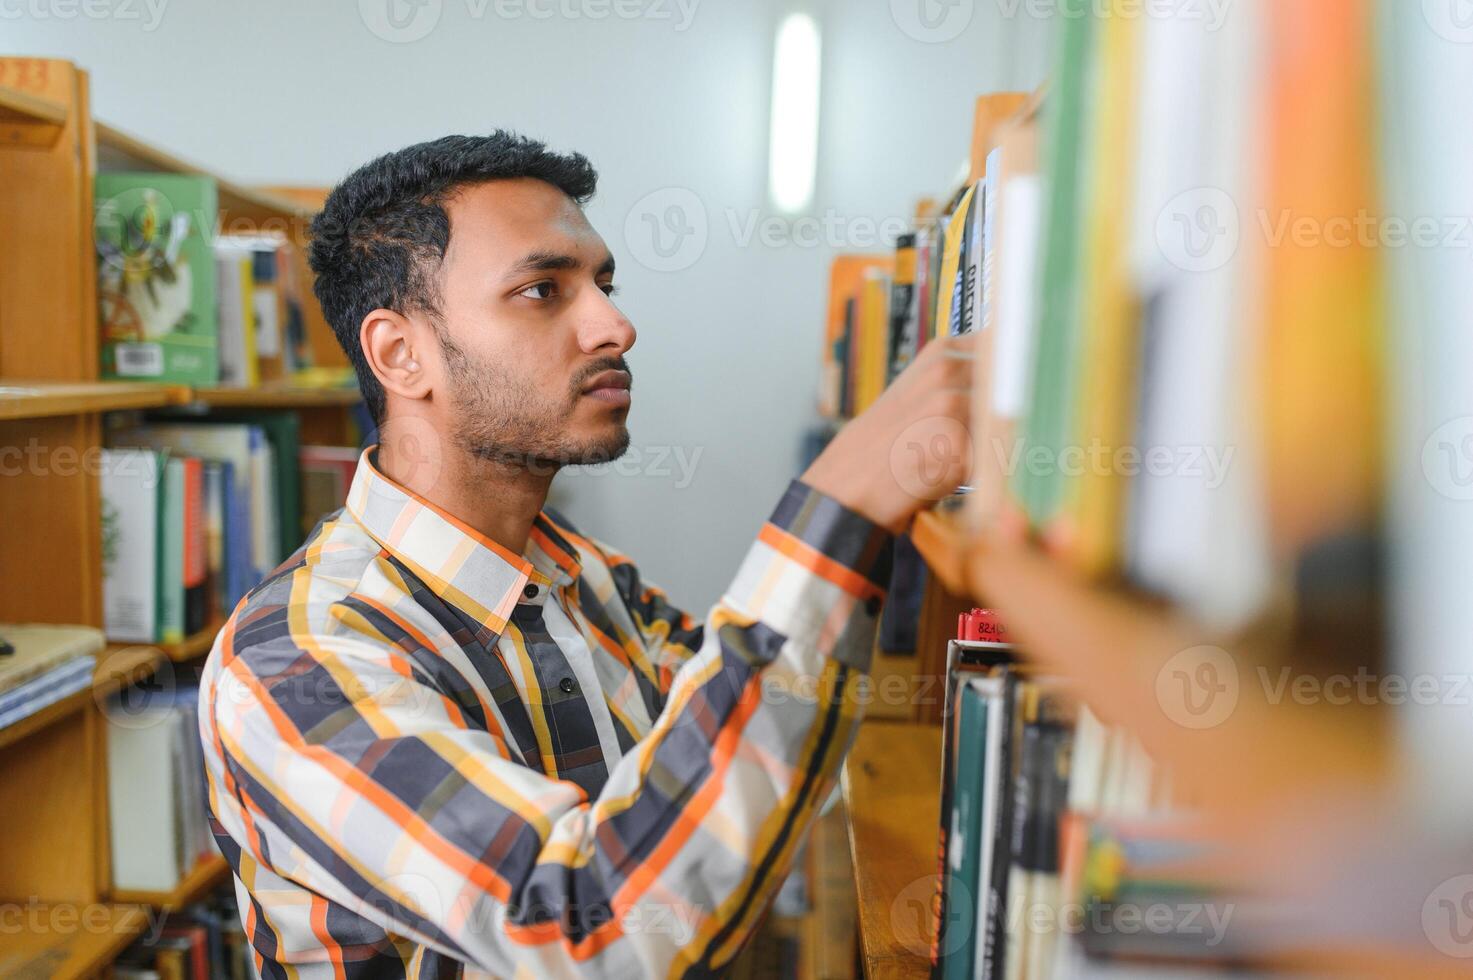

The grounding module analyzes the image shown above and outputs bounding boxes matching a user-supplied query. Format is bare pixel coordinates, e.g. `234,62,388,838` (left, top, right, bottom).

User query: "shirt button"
864,596,882,617
522,583,538,600
558,677,576,694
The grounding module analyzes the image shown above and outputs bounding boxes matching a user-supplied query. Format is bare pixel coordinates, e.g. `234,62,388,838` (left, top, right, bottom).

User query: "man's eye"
600,283,619,297
518,281,556,300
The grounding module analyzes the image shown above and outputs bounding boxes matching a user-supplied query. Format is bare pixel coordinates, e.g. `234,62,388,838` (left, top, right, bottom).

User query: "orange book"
1260,0,1385,557
821,255,892,419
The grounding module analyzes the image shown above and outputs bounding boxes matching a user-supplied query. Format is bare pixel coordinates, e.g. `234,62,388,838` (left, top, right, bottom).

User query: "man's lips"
581,369,632,407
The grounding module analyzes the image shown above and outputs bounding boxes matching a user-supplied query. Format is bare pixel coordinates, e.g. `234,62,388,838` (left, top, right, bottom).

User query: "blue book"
0,657,96,728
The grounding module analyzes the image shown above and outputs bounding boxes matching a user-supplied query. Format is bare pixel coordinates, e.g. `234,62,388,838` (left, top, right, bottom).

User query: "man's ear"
361,308,436,405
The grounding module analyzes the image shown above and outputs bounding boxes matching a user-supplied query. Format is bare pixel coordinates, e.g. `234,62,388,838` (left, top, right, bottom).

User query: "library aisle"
2,2,1471,978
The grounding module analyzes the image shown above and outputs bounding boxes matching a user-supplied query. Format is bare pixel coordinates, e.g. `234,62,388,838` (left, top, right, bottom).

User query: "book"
105,681,215,893
201,409,302,561
182,457,208,635
299,445,361,537
0,624,102,730
214,240,258,387
159,457,187,644
1012,10,1095,538
933,619,1016,978
820,255,892,419
940,676,997,980
100,447,165,643
111,422,272,592
888,232,919,382
96,172,219,384
856,268,893,413
933,184,976,341
969,111,1043,534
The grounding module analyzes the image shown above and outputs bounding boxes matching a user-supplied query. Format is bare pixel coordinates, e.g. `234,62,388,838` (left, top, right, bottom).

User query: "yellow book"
1063,5,1143,577
238,255,260,387
855,269,892,413
932,184,977,340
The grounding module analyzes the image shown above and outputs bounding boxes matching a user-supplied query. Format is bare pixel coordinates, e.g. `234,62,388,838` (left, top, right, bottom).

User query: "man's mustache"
570,357,633,395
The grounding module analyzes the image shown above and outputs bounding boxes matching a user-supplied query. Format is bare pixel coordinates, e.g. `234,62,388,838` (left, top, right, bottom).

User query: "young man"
199,132,971,978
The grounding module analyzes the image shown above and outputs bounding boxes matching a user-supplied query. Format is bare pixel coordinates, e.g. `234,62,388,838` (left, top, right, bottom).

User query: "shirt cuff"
723,479,895,672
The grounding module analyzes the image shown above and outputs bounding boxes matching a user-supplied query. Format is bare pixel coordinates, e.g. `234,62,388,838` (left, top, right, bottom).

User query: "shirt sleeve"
206,479,893,977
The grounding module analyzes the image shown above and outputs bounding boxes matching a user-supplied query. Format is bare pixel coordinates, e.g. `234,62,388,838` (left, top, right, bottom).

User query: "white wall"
5,0,1051,610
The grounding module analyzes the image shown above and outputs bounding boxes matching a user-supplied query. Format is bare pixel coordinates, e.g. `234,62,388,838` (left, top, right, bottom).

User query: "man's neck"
377,421,553,559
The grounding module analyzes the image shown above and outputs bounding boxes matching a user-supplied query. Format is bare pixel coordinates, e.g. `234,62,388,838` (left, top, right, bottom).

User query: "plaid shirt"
199,448,892,978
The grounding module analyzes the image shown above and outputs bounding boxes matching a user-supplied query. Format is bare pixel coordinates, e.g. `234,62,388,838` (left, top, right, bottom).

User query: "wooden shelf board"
158,622,224,662
0,380,187,421
0,379,359,421
187,383,361,408
842,721,940,980
0,81,67,125
113,853,228,908
95,121,315,223
0,645,167,752
94,644,166,696
0,902,149,980
0,687,91,753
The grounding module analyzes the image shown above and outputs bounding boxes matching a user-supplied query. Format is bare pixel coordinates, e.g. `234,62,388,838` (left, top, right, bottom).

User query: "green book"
96,172,219,384
159,456,186,644
942,679,993,980
185,409,302,560
1012,10,1096,527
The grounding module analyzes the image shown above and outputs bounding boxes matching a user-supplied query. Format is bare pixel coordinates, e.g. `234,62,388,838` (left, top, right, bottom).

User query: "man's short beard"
439,331,630,475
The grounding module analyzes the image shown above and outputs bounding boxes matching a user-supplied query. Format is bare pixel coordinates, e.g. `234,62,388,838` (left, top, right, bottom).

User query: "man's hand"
801,334,974,534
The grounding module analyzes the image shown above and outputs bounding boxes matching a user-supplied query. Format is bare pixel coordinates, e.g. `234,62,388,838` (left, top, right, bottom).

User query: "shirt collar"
344,447,583,631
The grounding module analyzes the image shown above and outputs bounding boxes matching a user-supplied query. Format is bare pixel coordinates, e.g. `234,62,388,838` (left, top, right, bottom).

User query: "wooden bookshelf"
0,379,187,420
0,901,150,980
189,382,362,409
0,54,354,975
112,853,229,910
841,721,941,980
95,120,315,224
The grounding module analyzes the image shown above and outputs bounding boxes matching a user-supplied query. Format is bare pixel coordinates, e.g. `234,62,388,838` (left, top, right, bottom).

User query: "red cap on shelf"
957,608,1010,643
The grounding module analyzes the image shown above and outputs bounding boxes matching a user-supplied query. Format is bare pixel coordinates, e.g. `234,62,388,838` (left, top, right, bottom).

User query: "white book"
107,702,186,892
111,423,266,581
214,241,253,387
100,448,164,643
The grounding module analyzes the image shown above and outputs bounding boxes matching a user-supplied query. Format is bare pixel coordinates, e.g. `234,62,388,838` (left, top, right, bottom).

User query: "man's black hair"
308,131,598,423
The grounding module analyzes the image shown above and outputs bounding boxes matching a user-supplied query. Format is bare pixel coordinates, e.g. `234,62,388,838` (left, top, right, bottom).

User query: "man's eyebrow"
503,249,617,279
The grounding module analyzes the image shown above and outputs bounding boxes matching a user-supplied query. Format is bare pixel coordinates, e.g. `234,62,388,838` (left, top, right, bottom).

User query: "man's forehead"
444,178,604,263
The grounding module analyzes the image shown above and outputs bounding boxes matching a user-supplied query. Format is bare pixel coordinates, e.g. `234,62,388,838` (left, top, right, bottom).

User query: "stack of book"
934,613,1221,979
101,414,305,640
95,172,316,386
0,624,102,732
105,677,217,894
